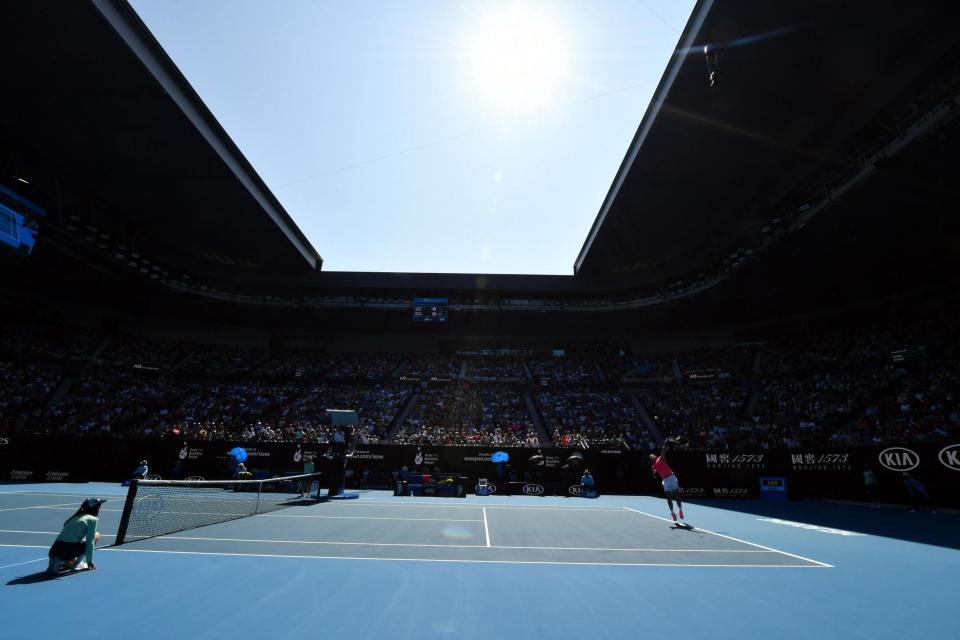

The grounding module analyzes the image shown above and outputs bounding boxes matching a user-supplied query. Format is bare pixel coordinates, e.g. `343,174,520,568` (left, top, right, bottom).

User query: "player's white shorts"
662,474,680,493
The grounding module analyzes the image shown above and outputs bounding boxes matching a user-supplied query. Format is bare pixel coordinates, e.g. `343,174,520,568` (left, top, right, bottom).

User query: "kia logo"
939,444,960,471
568,485,584,496
185,475,205,482
522,483,545,495
878,447,919,471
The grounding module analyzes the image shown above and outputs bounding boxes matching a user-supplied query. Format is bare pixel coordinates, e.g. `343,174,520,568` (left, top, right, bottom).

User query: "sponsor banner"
789,452,854,472
521,483,545,495
711,487,753,498
500,482,577,496
461,451,499,464
349,448,385,462
292,446,322,464
1,437,959,505
878,447,920,472
475,482,498,494
704,453,767,470
413,447,439,467
178,443,205,460
938,444,960,471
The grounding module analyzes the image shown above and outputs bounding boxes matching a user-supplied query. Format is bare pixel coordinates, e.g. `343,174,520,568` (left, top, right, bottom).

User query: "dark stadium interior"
1,0,959,453
2,1,960,639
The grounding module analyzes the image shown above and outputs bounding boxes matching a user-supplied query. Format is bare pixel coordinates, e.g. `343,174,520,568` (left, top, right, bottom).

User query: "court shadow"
683,498,960,550
7,571,59,585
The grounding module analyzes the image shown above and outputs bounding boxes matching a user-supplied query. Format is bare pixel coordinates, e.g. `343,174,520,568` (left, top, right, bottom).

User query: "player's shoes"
671,512,678,522
679,510,685,521
73,561,89,571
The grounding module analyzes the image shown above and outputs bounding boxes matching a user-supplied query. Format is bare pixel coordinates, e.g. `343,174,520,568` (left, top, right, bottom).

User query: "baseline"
622,507,833,568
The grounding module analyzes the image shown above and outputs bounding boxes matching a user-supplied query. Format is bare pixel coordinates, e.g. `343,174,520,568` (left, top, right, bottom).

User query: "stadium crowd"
393,384,535,446
1,311,958,449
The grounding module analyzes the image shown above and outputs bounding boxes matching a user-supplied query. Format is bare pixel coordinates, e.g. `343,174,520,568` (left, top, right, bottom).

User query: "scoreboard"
413,297,448,322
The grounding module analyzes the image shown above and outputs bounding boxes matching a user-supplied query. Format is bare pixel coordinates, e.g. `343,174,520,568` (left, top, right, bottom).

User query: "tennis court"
1,483,956,640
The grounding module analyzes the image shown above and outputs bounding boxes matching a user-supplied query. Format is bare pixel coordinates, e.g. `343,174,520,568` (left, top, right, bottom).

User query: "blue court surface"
1,483,956,640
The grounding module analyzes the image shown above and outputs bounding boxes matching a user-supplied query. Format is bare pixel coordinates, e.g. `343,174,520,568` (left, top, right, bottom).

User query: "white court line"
0,529,785,553
18,505,483,522
111,534,791,554
27,506,123,513
153,535,487,549
0,530,780,553
0,501,82,513
622,507,834,568
0,529,117,538
256,514,483,522
0,557,47,570
0,544,48,549
98,547,828,568
330,502,627,512
482,508,491,547
1,492,125,499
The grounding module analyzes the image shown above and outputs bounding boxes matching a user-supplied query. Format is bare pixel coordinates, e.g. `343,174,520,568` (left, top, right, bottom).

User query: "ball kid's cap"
83,498,107,510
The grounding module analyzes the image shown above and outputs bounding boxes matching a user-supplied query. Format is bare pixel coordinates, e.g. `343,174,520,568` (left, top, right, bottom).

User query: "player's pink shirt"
651,457,674,479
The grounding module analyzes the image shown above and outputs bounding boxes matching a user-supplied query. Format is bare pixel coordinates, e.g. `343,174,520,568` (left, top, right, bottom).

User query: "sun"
467,6,569,115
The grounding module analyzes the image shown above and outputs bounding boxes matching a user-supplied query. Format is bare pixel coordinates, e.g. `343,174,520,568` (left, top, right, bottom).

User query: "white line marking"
0,557,47,570
0,501,81,513
256,514,484,522
25,506,123,513
0,529,116,538
757,518,864,536
0,544,49,549
154,535,486,549
482,507,491,547
99,547,828,568
622,507,834,568
324,502,627,512
0,530,783,553
1,492,125,499
492,546,773,553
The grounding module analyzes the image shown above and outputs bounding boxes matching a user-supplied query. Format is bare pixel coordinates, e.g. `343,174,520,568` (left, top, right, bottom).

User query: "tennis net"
115,473,324,544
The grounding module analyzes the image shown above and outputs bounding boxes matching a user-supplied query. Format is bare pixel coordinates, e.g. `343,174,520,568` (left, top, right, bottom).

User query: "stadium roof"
1,0,320,277
2,0,959,307
574,0,959,283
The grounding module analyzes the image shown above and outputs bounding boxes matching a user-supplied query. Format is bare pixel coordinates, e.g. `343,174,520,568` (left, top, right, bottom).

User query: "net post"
255,480,262,514
115,479,140,545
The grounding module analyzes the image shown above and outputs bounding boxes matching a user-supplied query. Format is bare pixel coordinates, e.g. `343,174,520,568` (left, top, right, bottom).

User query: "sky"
130,0,696,275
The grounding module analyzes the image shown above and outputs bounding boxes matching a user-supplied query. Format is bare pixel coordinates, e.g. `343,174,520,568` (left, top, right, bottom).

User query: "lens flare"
467,6,569,115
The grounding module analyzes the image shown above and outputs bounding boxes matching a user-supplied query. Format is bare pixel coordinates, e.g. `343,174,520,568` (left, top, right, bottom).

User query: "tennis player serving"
650,443,685,524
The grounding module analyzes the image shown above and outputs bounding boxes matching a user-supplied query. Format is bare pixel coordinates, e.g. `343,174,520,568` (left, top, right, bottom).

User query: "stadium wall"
2,436,957,507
